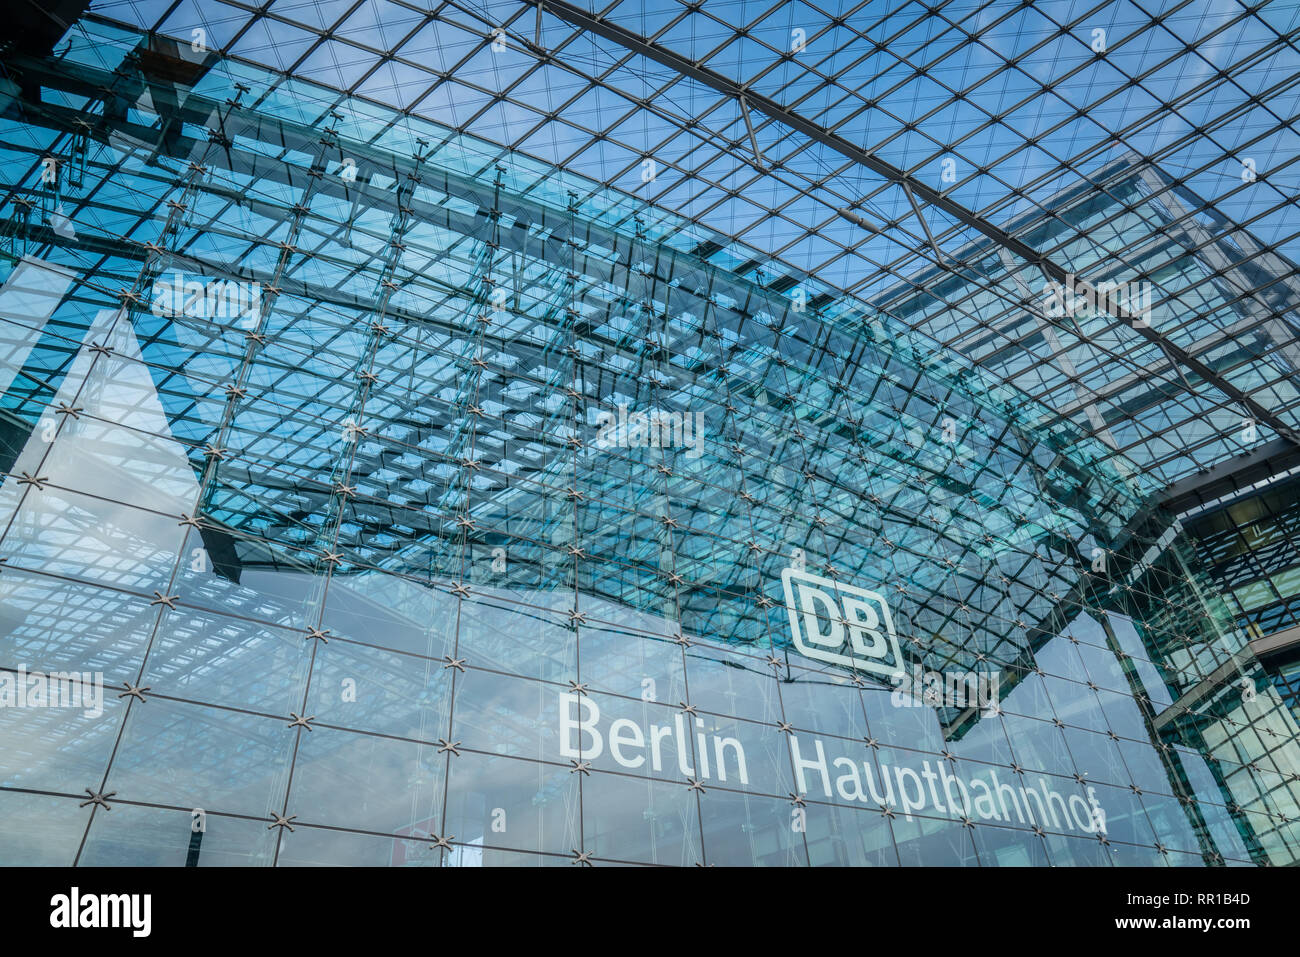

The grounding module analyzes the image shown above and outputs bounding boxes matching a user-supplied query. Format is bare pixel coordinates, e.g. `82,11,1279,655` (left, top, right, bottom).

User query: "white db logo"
781,568,901,678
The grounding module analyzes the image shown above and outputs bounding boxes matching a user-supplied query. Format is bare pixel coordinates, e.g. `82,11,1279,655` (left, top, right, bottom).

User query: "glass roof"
78,0,1300,487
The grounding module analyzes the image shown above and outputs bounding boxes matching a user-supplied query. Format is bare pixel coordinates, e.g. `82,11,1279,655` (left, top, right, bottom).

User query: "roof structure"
70,0,1300,489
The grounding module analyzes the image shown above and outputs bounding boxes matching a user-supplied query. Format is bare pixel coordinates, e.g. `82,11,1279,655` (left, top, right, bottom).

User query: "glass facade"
2,10,1300,868
1179,471,1300,641
873,157,1300,489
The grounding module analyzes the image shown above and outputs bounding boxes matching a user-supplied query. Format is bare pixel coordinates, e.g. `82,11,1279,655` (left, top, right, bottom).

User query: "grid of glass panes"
1,18,1299,867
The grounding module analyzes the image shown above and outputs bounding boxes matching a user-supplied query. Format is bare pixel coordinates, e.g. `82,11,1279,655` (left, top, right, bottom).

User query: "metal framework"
9,0,1299,489
2,1,1300,868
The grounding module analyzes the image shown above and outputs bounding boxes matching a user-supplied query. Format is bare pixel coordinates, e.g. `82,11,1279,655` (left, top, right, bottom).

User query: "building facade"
1,15,1299,866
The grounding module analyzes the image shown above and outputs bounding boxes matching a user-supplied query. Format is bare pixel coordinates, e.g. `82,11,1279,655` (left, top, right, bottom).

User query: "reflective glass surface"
0,8,1298,867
